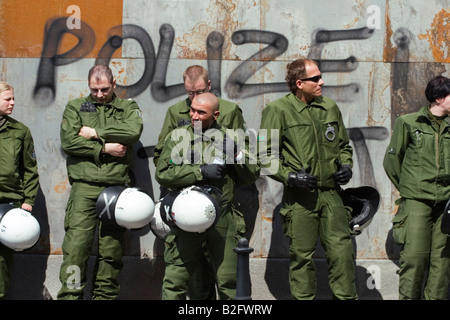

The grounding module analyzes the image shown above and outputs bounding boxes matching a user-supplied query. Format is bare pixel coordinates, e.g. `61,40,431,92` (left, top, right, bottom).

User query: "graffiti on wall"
33,18,392,188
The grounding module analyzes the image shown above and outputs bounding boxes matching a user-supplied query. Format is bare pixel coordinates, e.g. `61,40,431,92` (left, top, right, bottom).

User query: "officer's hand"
334,164,352,185
78,126,98,140
103,143,127,157
200,164,226,179
21,203,32,212
287,169,317,190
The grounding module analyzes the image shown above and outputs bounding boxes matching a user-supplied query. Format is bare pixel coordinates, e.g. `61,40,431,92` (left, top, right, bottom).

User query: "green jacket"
153,97,245,166
383,105,450,202
60,94,143,185
259,93,353,189
0,116,39,206
155,122,259,207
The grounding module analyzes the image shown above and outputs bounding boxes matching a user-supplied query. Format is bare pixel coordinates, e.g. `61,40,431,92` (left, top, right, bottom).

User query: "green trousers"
57,182,126,300
187,248,217,299
162,211,239,300
0,200,21,299
159,185,217,300
0,244,13,299
280,188,357,300
392,198,450,300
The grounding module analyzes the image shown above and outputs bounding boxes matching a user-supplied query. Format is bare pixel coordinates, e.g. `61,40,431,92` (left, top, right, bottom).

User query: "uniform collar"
87,93,124,109
0,116,6,130
288,93,326,113
417,105,438,123
181,97,191,114
0,116,20,131
187,120,222,132
416,105,450,128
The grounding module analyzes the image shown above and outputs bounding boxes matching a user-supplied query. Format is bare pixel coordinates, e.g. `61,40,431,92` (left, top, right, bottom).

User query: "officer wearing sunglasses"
259,58,356,300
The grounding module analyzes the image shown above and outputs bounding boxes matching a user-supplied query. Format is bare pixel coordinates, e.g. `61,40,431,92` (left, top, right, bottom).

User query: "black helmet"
158,189,181,229
149,199,171,239
341,186,380,235
96,186,155,230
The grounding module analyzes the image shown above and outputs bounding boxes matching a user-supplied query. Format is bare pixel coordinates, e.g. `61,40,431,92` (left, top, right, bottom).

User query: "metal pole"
233,238,254,300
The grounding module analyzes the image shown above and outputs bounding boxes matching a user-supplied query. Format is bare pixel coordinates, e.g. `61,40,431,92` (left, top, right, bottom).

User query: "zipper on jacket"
307,107,322,181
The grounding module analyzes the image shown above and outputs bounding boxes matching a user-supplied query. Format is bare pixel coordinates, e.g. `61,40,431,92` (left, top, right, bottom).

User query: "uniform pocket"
343,204,354,234
279,207,293,238
0,137,20,178
231,207,246,236
79,112,99,127
443,135,450,175
392,205,408,246
163,231,177,264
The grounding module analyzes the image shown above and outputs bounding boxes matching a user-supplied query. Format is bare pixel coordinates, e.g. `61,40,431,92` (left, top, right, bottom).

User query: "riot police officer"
58,65,143,299
259,59,357,300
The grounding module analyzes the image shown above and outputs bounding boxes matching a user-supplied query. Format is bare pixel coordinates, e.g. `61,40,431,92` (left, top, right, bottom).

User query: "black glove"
222,134,238,163
287,168,317,190
334,164,352,185
200,164,226,179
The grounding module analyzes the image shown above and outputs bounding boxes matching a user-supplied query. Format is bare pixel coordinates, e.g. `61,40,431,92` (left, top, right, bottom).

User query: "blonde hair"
88,65,114,84
0,81,13,93
183,65,209,84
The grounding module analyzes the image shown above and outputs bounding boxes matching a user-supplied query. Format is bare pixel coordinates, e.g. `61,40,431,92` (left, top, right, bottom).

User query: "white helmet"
149,200,171,239
96,187,155,230
170,185,223,233
0,204,40,251
149,190,182,238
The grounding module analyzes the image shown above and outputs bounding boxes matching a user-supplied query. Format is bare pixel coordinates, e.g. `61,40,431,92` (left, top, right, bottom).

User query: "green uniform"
153,97,246,299
0,117,39,205
259,93,357,300
383,106,450,300
0,116,39,299
58,94,143,300
155,122,259,300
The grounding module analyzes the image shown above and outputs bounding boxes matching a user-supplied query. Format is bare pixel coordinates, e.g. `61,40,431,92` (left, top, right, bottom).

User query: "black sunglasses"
300,75,322,83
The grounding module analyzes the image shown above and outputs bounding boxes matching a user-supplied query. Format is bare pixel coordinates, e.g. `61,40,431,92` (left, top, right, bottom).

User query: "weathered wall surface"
0,0,449,299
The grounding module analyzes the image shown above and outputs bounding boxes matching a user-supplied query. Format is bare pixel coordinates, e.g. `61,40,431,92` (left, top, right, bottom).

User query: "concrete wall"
1,0,449,300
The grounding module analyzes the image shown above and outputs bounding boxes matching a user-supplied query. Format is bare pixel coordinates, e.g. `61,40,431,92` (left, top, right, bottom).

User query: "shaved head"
190,92,220,129
193,92,219,112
